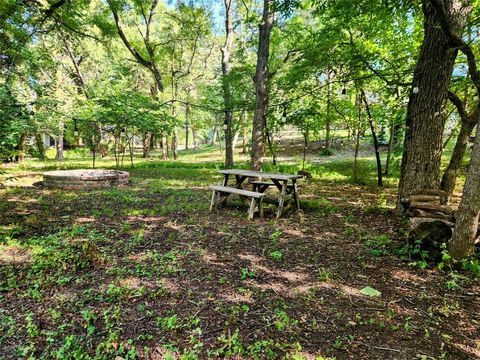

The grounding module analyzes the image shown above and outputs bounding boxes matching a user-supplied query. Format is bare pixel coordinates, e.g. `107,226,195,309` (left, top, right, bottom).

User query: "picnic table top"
218,169,303,181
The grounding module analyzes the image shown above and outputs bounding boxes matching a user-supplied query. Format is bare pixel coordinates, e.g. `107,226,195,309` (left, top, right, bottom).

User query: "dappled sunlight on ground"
0,153,478,359
0,245,31,264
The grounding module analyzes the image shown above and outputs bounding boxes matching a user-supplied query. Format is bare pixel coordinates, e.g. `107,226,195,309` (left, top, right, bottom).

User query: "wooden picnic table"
216,169,303,219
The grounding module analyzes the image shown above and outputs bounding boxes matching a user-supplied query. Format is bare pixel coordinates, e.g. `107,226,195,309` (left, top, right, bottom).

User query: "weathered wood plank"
211,185,266,198
219,169,303,181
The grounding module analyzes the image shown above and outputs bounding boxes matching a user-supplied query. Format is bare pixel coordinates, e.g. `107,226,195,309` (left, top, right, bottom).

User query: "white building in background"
42,133,56,148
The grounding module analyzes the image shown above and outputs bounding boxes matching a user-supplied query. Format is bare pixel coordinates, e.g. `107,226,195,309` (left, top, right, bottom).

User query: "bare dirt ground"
1,160,479,359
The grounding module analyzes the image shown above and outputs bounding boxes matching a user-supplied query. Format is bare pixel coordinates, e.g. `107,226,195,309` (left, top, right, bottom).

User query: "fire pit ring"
42,169,130,189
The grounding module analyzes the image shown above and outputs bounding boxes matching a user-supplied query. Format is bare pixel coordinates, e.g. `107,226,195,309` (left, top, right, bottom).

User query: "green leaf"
360,286,381,297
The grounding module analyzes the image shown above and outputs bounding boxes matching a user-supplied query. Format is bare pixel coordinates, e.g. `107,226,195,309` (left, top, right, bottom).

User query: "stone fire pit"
43,169,130,189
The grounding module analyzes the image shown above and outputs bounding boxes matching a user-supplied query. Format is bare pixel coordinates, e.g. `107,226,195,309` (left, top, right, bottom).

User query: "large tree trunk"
222,0,235,168
397,0,468,207
251,0,274,171
449,125,480,259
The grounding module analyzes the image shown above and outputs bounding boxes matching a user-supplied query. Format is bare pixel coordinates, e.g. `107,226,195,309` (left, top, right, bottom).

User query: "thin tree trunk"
192,126,199,149
165,137,170,159
142,132,151,158
384,119,395,176
302,132,308,171
242,127,248,154
361,88,383,186
129,136,134,168
149,133,154,151
440,101,480,195
172,130,178,160
397,0,469,208
353,85,362,183
17,133,26,162
55,120,64,161
184,102,190,150
232,130,241,151
34,132,46,160
251,0,274,171
325,65,332,151
211,126,218,145
64,40,89,98
222,0,235,168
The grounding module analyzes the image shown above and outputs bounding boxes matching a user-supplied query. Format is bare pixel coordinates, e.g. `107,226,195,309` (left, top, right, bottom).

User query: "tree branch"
430,0,480,93
447,90,468,122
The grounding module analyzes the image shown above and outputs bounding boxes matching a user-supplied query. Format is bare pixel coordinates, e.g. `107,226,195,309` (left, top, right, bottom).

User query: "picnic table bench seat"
210,185,265,219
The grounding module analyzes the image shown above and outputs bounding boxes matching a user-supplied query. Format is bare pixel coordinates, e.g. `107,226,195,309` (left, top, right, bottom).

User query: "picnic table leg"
210,189,217,210
292,179,300,210
248,197,256,220
222,174,230,186
259,198,264,218
235,175,250,205
276,181,288,219
218,174,231,205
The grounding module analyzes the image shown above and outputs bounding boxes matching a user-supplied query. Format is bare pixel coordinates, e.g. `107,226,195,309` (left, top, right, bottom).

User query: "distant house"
42,133,55,148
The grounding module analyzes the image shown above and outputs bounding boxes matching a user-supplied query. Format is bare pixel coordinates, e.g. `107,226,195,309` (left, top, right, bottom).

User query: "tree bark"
397,0,469,207
449,125,480,259
251,0,274,171
222,0,235,168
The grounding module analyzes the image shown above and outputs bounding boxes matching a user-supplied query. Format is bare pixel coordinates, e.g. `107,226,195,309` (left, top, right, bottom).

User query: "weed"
269,250,283,260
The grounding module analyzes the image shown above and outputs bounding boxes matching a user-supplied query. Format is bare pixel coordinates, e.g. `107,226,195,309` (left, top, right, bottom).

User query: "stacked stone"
43,170,129,189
